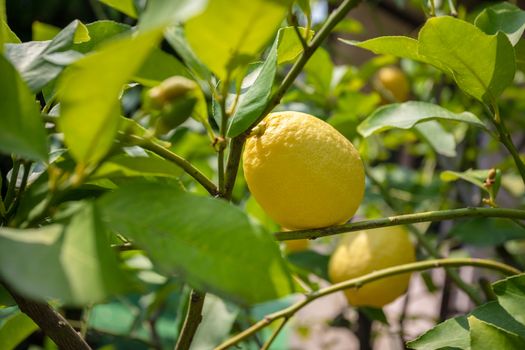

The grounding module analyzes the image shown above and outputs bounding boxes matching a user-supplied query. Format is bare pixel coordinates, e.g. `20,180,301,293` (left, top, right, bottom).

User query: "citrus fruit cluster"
243,111,415,307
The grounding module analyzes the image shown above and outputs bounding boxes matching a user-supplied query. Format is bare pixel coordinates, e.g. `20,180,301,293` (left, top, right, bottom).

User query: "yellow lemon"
375,66,410,103
284,239,309,253
243,111,365,230
328,226,415,308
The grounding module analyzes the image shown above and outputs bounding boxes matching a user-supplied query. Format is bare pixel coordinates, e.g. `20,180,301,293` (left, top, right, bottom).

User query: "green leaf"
98,182,294,305
407,315,470,349
98,0,137,18
277,26,314,64
227,39,278,137
91,152,183,179
414,121,456,157
357,101,486,137
418,16,515,104
32,21,60,41
493,274,525,326
469,316,525,350
1,20,21,45
359,307,389,325
58,29,162,165
164,25,213,83
0,203,127,305
0,312,39,350
5,20,85,92
286,250,330,281
189,294,239,350
441,169,502,199
135,49,193,86
450,218,525,246
74,20,131,54
139,0,206,31
471,301,525,339
516,40,525,72
475,2,525,46
0,55,48,160
185,0,290,79
304,47,333,96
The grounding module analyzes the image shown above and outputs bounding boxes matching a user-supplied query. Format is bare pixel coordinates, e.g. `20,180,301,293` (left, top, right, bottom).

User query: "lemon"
328,226,415,308
243,111,365,230
375,66,410,102
284,239,309,253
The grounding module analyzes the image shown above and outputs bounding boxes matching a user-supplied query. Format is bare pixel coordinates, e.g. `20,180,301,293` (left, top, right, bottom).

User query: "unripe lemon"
243,111,365,230
328,226,415,308
374,66,410,102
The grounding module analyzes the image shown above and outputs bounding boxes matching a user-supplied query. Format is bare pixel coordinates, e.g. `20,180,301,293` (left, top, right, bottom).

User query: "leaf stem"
274,207,525,240
174,290,206,350
215,258,520,350
128,135,218,196
491,107,525,185
4,158,20,208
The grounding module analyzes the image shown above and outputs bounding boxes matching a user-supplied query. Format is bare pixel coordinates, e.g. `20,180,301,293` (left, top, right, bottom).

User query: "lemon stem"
215,258,520,350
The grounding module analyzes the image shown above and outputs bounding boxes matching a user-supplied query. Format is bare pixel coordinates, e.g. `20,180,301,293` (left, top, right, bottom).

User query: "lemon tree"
1,1,525,350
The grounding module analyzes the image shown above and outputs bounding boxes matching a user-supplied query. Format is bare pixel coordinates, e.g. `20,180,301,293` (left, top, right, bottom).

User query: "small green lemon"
375,66,410,103
328,226,415,308
243,111,365,230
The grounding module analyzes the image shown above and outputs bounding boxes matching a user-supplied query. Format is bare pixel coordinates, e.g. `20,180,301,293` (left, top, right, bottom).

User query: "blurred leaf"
139,0,207,31
5,20,86,92
164,25,213,83
99,0,137,18
98,182,294,305
419,17,515,104
493,274,525,326
135,49,192,86
0,312,38,350
277,26,314,64
450,218,525,246
91,152,183,179
286,250,330,281
358,101,486,138
516,40,525,71
0,0,6,51
359,307,389,325
415,120,456,157
58,29,162,165
32,21,60,41
0,55,48,160
469,316,525,349
74,20,131,54
185,0,290,79
189,294,239,350
475,2,525,46
304,47,333,96
1,20,21,45
334,18,363,34
0,203,128,305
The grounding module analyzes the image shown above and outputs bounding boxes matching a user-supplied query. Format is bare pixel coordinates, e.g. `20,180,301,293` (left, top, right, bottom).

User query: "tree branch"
215,258,520,350
3,283,92,350
274,207,525,240
175,290,206,350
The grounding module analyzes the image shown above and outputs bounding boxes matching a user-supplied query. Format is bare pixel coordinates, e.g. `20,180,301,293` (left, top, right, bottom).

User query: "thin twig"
175,290,206,350
128,135,218,196
7,161,32,217
4,158,20,208
215,258,520,350
274,207,525,241
3,282,92,350
260,317,289,350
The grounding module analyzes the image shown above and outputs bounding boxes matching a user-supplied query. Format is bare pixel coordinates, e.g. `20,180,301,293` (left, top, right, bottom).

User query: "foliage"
0,0,524,349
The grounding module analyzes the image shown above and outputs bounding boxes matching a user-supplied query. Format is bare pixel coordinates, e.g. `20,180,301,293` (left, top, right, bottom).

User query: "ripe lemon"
284,239,309,253
374,66,410,102
328,226,415,308
243,111,365,230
